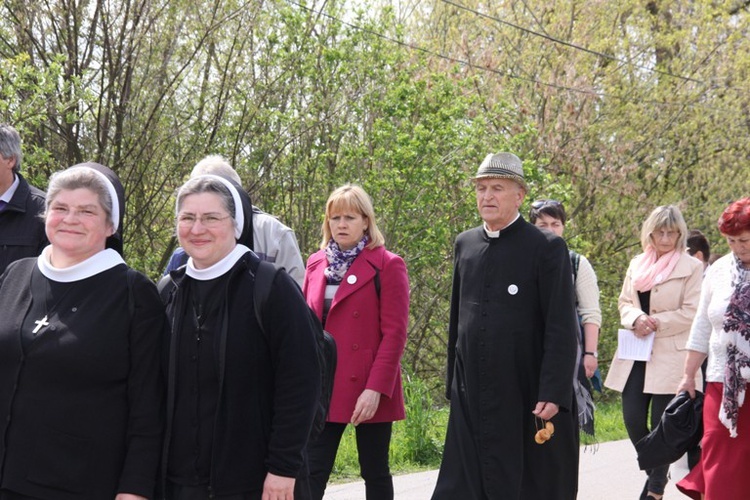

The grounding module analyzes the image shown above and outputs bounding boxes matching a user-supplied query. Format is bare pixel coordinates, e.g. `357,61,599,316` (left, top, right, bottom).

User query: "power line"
282,0,719,108
439,0,705,85
284,0,621,100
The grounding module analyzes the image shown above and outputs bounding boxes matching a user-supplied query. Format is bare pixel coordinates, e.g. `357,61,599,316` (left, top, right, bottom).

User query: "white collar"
0,174,20,202
37,246,125,282
185,244,252,281
483,213,520,238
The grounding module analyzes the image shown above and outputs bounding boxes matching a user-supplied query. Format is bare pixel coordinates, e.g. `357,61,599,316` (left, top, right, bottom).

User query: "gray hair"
0,124,22,174
45,167,114,228
640,205,689,252
190,155,242,185
176,176,237,224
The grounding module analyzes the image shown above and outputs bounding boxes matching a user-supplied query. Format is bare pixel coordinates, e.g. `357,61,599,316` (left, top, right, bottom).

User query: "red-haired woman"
677,197,750,499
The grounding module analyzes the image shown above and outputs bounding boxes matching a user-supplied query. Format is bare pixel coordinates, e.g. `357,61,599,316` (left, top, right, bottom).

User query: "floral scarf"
719,254,750,437
631,247,683,292
324,236,368,284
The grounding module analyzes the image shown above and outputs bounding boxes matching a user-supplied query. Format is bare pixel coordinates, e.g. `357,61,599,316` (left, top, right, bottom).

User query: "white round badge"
347,275,357,285
508,284,519,295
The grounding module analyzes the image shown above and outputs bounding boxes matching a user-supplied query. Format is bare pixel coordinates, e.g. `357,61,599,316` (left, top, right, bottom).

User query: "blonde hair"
320,184,384,250
640,205,688,252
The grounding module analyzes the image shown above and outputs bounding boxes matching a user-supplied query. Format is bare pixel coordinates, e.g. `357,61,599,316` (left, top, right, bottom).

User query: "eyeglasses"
531,199,562,210
177,213,232,228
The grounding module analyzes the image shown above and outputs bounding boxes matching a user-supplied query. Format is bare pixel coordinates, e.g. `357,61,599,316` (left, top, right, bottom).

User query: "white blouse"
685,253,738,382
575,254,602,327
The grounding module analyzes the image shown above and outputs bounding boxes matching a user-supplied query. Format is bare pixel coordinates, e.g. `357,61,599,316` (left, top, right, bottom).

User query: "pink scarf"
631,248,682,292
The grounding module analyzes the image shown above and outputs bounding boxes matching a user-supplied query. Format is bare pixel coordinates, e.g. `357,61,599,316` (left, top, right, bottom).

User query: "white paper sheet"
616,328,655,361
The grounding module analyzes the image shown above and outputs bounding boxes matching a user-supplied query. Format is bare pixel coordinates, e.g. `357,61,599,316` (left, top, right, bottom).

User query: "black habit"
432,217,580,500
160,251,320,498
0,258,165,500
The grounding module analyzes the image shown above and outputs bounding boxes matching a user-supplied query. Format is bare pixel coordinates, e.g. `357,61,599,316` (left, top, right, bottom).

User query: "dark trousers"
686,358,708,470
622,361,673,496
308,421,393,500
166,482,257,500
165,475,311,500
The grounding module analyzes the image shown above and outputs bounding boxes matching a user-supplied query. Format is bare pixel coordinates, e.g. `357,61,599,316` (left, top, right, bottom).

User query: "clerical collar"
186,244,252,281
37,246,125,282
0,173,19,202
483,213,520,238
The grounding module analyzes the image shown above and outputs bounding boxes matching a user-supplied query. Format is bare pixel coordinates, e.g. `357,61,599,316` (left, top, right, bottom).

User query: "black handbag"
635,390,704,470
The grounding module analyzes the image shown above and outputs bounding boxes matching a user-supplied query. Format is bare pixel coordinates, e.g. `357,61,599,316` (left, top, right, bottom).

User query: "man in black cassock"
431,152,580,500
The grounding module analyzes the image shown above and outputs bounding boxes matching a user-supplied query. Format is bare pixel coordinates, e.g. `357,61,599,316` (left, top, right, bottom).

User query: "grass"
329,381,629,483
589,392,629,442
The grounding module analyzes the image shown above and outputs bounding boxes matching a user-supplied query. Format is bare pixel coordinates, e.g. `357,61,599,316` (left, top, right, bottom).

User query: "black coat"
161,251,319,497
0,174,47,274
432,217,580,500
0,258,165,500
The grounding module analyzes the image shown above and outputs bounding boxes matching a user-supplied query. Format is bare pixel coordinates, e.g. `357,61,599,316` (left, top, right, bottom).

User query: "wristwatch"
584,351,598,359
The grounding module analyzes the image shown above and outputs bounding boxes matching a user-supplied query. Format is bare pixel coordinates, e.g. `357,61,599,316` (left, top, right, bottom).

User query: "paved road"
323,439,690,499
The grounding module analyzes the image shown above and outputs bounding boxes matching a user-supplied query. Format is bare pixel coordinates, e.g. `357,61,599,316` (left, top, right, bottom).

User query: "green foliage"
4,0,750,390
399,371,443,464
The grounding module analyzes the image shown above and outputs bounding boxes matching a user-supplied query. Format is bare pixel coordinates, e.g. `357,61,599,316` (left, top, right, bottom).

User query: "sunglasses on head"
531,199,562,210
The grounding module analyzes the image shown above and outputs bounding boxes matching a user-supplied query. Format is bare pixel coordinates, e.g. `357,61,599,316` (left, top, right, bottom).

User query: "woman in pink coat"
303,184,409,500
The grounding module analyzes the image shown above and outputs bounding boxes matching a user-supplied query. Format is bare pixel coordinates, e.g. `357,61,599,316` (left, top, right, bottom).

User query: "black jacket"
0,174,47,274
636,391,704,470
0,258,165,499
160,251,319,497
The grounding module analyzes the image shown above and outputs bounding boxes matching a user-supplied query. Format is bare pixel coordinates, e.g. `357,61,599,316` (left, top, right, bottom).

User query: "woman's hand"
582,354,598,379
115,495,147,500
351,389,381,426
262,472,295,500
634,314,658,337
677,374,697,399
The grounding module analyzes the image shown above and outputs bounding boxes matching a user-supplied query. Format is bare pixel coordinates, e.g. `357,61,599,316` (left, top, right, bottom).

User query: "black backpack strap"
569,250,581,283
157,273,176,304
366,261,381,299
126,268,137,317
253,260,279,336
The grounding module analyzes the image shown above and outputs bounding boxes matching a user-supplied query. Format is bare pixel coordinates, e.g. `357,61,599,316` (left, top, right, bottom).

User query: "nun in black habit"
432,153,580,500
0,163,165,500
159,175,320,499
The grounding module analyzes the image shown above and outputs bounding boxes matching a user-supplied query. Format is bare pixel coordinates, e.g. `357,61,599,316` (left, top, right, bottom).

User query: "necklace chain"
30,271,79,336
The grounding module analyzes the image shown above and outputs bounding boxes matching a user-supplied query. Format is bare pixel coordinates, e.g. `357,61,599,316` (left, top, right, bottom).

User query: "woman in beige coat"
605,205,703,500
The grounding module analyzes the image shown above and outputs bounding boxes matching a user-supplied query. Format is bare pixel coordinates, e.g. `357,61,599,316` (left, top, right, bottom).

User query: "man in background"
687,229,711,276
0,123,46,274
